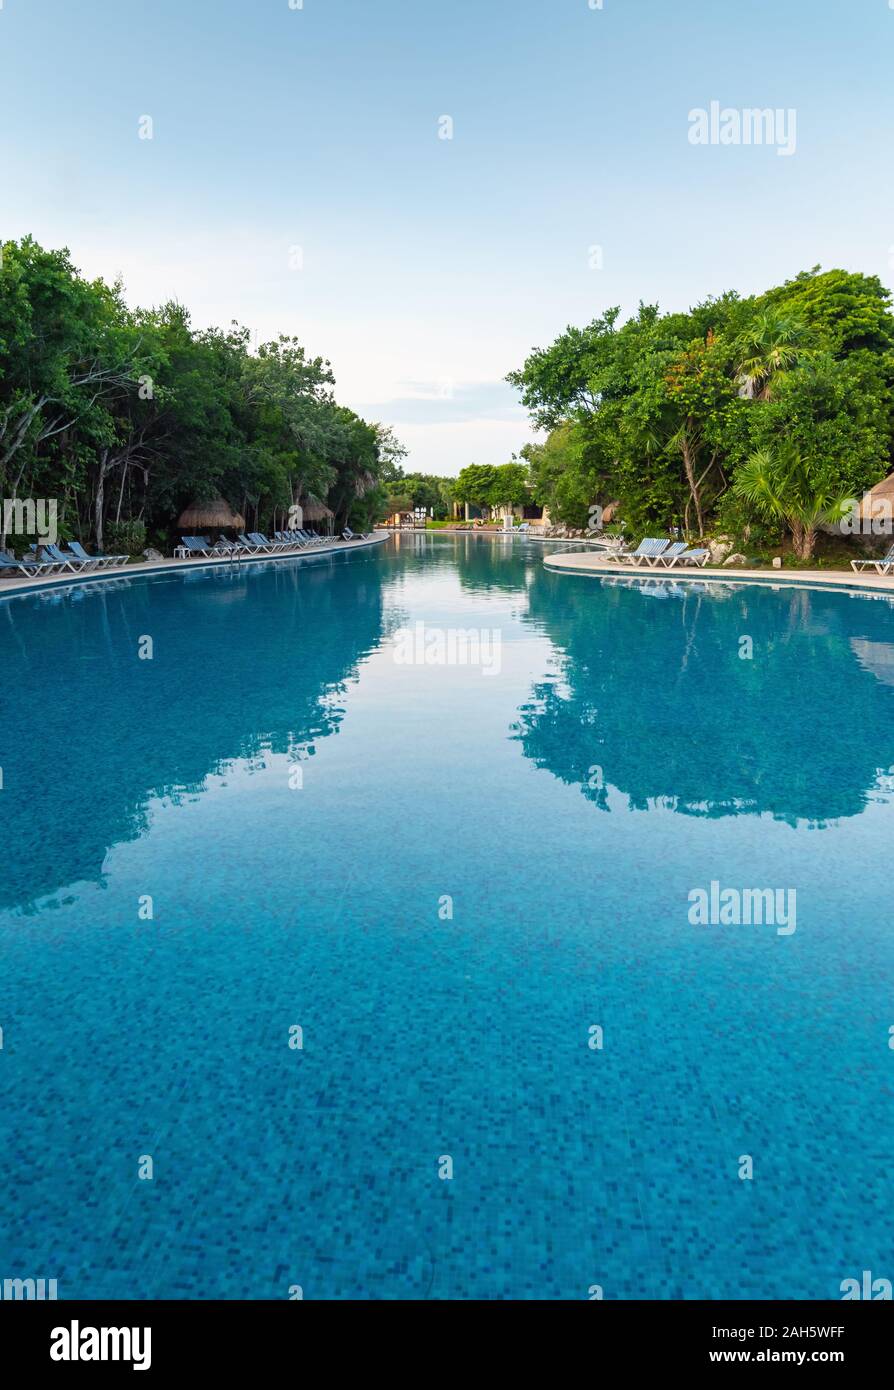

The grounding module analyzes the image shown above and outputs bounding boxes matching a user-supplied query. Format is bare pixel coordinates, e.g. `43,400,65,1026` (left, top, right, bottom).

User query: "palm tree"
733,444,851,561
734,310,811,401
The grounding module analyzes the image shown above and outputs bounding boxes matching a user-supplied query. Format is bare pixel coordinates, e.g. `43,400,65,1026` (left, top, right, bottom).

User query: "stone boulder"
709,536,733,564
722,552,748,568
143,547,164,562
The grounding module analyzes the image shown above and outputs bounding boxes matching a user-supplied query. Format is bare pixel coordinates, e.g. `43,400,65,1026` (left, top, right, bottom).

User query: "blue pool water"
1,534,893,1300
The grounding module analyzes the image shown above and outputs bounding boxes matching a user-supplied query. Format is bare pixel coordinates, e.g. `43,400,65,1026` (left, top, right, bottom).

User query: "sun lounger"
342,528,370,541
0,550,64,577
44,541,99,570
37,542,97,573
663,546,710,568
249,531,290,552
68,540,128,568
654,542,688,567
851,543,894,575
615,538,671,567
30,543,87,572
180,535,221,557
235,533,270,554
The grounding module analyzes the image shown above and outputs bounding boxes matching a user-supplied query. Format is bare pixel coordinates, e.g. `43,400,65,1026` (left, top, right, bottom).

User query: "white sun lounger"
851,544,894,575
616,538,671,567
663,547,710,568
654,542,688,567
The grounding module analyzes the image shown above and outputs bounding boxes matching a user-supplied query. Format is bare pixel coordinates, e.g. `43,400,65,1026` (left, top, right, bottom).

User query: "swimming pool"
1,533,892,1299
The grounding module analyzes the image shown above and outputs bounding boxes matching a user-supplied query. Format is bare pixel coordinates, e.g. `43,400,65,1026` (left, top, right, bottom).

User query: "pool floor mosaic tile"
1,537,893,1298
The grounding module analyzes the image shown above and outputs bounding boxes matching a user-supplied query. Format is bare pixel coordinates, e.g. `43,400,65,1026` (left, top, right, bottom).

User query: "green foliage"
713,489,783,550
104,520,147,556
383,470,451,517
506,308,623,430
0,237,404,549
733,444,852,560
489,461,529,507
733,308,812,401
759,267,894,355
508,266,894,546
451,459,532,513
523,425,608,526
453,463,499,507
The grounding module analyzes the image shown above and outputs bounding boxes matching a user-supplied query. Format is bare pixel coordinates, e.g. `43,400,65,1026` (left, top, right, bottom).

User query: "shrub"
105,520,147,556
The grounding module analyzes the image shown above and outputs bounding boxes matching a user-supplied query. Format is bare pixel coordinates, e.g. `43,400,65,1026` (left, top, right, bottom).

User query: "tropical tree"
509,267,894,548
662,333,739,536
734,308,811,401
240,333,338,518
489,461,529,509
390,470,446,517
505,309,622,428
0,237,151,547
453,463,499,511
732,445,851,560
760,267,894,355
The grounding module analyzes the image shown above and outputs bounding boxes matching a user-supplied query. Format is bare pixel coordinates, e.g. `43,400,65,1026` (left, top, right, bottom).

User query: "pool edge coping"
542,550,894,601
0,531,389,602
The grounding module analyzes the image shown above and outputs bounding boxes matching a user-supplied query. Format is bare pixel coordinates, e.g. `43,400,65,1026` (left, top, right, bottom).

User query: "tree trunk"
680,432,705,539
0,450,34,550
115,459,129,523
95,450,109,551
792,522,816,562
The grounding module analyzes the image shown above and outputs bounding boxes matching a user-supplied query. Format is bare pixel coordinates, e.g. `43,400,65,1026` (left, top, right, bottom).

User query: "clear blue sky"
1,0,892,474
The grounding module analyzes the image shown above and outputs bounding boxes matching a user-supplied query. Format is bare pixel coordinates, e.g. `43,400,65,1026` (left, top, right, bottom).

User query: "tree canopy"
0,237,405,551
508,267,894,549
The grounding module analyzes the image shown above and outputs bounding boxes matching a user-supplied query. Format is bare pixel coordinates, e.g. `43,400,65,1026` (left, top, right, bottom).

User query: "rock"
772,556,782,569
709,536,733,564
722,552,748,568
143,547,163,561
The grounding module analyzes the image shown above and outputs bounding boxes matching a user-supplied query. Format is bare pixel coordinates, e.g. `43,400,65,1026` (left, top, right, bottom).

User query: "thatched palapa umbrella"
177,496,246,539
857,474,894,529
299,495,335,535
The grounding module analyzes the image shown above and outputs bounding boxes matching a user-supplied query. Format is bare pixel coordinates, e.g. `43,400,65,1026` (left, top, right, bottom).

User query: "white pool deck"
543,548,894,598
0,531,389,600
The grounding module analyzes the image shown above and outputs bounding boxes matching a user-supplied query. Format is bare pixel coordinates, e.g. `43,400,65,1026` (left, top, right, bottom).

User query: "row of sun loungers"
620,538,894,574
176,530,330,558
2,527,373,578
176,529,371,558
29,541,129,571
851,544,894,575
0,551,62,577
610,538,710,568
0,540,128,578
274,530,327,548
